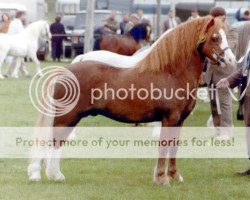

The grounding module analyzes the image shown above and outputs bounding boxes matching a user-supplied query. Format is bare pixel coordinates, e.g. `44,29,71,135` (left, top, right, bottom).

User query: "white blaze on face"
219,29,236,68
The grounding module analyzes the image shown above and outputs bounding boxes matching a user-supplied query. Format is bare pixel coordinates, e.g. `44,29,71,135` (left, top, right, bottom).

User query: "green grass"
0,61,249,200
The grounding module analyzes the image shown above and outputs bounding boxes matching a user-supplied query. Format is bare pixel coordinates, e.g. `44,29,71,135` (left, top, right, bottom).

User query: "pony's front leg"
167,126,183,183
153,120,172,185
30,53,43,77
168,126,184,182
154,119,182,185
167,158,184,183
19,60,30,77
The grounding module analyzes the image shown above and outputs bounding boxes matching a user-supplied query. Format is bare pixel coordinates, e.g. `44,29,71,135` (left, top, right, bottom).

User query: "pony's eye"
211,37,219,43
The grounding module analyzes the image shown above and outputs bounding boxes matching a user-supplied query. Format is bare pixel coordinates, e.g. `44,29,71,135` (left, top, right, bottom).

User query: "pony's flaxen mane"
135,16,224,73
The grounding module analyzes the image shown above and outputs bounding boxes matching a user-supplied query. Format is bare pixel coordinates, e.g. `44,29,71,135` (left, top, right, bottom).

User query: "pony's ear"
205,18,215,33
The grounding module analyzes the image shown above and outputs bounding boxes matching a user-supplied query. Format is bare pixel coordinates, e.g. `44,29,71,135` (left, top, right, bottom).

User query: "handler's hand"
216,78,229,88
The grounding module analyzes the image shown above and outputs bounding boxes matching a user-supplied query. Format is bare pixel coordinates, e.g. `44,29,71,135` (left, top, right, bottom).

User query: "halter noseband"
212,46,230,64
196,36,230,65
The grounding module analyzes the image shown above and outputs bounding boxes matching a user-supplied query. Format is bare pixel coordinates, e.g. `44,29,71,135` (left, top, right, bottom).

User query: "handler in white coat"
5,11,29,78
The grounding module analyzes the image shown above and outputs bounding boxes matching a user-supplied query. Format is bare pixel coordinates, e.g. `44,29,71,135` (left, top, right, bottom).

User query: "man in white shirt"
5,11,29,78
7,13,25,34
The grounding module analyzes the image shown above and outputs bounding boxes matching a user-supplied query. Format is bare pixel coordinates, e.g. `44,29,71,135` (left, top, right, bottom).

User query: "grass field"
0,61,249,200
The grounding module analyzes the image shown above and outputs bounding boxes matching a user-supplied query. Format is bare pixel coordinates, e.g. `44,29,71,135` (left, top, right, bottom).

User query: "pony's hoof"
153,167,170,185
11,73,19,78
29,174,41,182
28,163,41,182
168,172,184,183
46,169,65,181
37,71,44,77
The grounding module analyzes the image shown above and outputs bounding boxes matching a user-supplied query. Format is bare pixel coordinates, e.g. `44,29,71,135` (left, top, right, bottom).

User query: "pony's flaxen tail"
28,67,59,181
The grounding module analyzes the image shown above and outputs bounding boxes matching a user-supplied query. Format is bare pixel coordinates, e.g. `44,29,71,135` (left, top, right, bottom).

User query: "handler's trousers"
209,84,233,136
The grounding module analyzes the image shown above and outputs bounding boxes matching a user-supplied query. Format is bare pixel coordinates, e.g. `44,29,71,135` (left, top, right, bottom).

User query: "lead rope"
215,88,222,115
237,40,250,65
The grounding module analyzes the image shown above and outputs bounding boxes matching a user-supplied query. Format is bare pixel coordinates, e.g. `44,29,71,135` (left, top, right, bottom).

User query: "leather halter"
196,36,231,65
212,46,230,64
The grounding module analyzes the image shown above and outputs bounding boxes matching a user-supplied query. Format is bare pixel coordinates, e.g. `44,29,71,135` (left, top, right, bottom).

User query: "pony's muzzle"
219,50,236,68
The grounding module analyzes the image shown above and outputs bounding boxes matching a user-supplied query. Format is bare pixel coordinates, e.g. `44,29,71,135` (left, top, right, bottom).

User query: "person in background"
120,13,129,35
241,10,250,21
188,9,200,21
5,11,29,78
216,54,250,176
7,11,25,34
93,20,112,50
105,11,119,34
136,9,149,24
0,13,11,33
50,16,66,62
163,10,181,32
236,8,250,21
124,14,140,34
205,7,238,140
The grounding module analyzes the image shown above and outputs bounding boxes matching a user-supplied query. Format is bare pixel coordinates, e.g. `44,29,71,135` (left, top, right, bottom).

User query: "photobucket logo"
29,66,80,117
91,83,213,103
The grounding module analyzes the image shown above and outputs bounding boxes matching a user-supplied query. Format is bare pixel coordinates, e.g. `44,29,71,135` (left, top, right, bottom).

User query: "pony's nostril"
220,58,225,63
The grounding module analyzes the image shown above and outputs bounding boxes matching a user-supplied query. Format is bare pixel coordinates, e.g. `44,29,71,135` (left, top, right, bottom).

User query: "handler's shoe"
237,168,250,176
237,109,244,121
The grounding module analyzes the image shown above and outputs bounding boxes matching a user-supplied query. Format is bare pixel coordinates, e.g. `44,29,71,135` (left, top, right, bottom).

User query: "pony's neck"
135,17,211,74
22,22,42,40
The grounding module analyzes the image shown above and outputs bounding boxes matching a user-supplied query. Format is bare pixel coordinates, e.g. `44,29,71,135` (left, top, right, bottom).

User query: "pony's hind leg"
28,126,51,181
46,114,79,181
0,62,5,79
28,114,55,181
0,52,8,79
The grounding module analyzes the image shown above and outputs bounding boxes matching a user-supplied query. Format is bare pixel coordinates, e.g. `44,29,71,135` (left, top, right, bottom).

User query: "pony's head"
197,17,236,68
129,23,152,43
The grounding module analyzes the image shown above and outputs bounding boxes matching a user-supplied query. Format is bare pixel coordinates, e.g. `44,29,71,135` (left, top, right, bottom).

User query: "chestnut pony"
99,23,151,55
28,16,236,184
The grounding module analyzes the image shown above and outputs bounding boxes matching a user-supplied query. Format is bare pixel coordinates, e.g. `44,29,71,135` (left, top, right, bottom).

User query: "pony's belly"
90,109,159,124
9,45,28,57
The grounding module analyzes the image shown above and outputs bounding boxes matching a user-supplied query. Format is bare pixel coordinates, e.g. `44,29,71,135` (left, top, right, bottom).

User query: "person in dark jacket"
93,20,112,50
50,16,66,61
